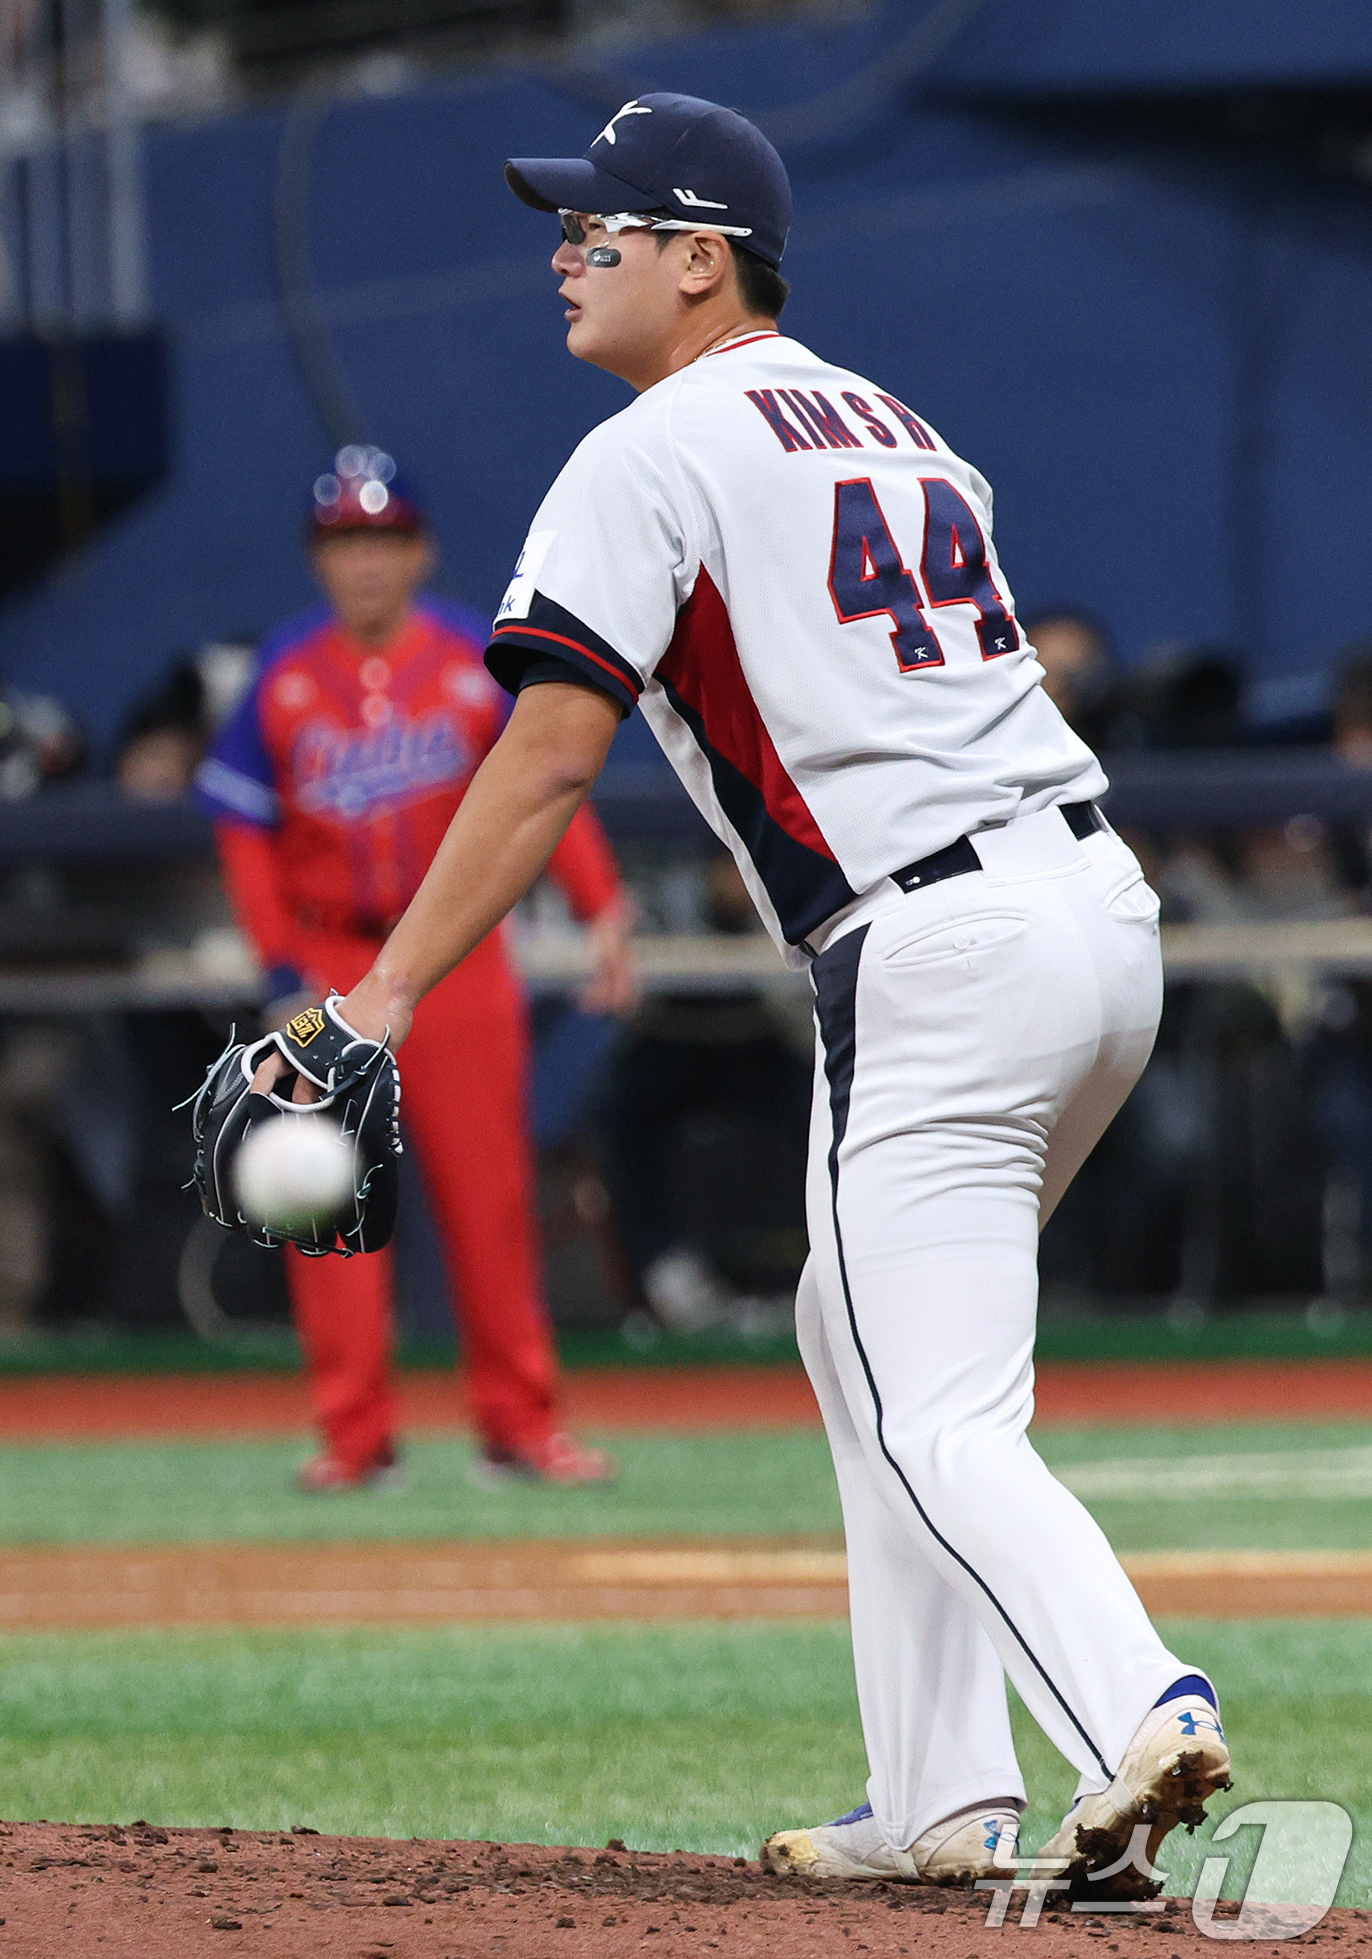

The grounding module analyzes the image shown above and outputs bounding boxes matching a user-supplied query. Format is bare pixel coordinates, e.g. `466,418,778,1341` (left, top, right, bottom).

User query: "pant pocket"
1103,871,1161,924
879,911,1030,971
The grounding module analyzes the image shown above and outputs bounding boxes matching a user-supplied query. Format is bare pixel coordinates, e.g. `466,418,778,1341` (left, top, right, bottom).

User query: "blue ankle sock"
1154,1672,1217,1711
827,1802,873,1827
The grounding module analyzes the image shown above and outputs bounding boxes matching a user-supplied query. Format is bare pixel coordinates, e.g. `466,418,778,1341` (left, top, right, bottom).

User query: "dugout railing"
0,753,1370,1331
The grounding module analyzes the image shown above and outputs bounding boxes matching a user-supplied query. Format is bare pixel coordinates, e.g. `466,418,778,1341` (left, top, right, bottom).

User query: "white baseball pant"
797,804,1186,1851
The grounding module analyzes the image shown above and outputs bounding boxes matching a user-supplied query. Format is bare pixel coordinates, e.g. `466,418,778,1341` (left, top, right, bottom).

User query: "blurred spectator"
1162,816,1350,927
1132,644,1250,922
0,689,84,798
1134,639,1372,1299
1299,638,1372,1290
1323,640,1372,899
0,1023,80,1329
1236,817,1350,922
1021,604,1121,750
594,854,811,1333
1131,644,1244,750
1331,641,1372,771
0,688,86,1325
118,725,200,802
116,641,255,802
1050,641,1339,1304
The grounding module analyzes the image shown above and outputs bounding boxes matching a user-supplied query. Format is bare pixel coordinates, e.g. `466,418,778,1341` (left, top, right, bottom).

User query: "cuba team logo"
293,710,469,820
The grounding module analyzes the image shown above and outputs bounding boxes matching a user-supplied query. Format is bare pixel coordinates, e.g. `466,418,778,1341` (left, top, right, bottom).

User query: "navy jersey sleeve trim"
487,596,641,714
514,653,630,715
488,633,636,713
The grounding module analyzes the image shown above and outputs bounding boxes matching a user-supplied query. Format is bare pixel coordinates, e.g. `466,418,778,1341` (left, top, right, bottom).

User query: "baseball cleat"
913,1802,1022,1884
470,1432,617,1487
761,1803,916,1881
1037,1690,1231,1901
296,1447,403,1493
760,1801,1020,1884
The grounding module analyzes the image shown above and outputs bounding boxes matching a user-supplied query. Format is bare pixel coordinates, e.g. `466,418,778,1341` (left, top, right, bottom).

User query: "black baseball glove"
189,994,402,1256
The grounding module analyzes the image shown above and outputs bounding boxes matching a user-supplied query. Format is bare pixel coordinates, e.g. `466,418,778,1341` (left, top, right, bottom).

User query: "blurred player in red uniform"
197,447,633,1488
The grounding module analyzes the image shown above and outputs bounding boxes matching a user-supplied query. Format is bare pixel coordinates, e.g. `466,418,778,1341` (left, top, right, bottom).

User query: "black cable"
270,0,1001,454
532,0,1001,156
755,0,1002,151
274,86,371,451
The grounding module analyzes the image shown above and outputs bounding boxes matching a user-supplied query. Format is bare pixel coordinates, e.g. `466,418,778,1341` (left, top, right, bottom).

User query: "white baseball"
235,1117,357,1233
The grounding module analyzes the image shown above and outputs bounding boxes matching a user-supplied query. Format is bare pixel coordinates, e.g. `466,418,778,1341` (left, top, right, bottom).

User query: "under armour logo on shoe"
1177,1711,1226,1739
594,100,652,146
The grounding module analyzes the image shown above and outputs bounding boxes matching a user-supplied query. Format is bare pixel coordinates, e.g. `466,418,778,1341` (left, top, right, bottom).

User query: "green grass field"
0,1420,1370,1903
3,1420,1372,1549
0,1430,838,1544
0,1619,1366,1902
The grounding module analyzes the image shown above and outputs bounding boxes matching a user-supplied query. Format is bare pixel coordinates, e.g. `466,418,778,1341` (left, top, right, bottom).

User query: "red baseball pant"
285,927,557,1470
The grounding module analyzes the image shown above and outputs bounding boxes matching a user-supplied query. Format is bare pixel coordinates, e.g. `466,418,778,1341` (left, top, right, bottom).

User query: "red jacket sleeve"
546,803,624,922
214,819,302,971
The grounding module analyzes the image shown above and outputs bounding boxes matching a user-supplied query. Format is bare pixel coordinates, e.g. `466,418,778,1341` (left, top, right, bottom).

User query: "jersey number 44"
827,476,1019,674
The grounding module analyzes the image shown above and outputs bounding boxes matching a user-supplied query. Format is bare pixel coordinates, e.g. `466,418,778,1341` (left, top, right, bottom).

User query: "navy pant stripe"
811,923,1113,1786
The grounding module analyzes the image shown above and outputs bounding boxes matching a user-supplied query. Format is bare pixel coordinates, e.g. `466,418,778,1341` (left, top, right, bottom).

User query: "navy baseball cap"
505,92,792,270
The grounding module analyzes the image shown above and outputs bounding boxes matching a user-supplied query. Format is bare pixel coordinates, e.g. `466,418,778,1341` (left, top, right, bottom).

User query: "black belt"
889,800,1105,895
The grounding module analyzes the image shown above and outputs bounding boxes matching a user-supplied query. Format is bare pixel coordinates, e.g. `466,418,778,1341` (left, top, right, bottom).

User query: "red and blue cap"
505,92,792,271
308,446,427,536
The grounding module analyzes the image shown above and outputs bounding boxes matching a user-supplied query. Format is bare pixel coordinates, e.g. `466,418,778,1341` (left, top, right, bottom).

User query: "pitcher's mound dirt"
0,1821,1364,1959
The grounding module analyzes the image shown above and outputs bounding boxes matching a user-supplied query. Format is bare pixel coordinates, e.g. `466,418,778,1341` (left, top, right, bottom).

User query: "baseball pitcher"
258,93,1230,1896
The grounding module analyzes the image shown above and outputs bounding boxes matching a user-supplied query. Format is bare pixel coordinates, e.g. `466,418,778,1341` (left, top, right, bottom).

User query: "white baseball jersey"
487,324,1187,1839
488,330,1106,965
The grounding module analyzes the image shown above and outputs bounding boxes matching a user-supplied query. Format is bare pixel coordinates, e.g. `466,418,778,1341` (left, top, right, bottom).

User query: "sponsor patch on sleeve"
495,529,558,623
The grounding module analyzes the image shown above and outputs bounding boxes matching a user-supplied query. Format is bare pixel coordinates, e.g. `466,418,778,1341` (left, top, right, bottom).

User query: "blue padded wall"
2,2,1371,745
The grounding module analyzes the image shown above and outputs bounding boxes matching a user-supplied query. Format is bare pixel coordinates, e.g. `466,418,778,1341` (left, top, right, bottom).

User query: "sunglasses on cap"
557,209,754,245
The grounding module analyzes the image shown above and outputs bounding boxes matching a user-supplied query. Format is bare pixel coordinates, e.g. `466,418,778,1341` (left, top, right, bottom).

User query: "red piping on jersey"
658,567,838,863
704,331,783,357
490,623,642,699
